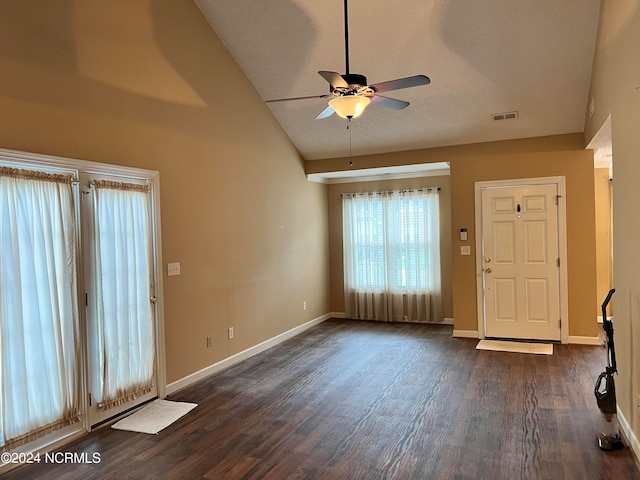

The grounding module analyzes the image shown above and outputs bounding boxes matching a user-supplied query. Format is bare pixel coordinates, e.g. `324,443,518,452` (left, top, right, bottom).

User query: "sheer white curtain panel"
91,180,155,410
0,167,81,451
342,189,443,323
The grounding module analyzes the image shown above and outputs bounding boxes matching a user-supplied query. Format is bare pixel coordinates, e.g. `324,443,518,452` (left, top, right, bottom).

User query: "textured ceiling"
195,0,601,161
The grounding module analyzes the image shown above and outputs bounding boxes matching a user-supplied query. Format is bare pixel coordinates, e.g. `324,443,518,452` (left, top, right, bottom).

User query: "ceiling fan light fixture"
329,95,370,119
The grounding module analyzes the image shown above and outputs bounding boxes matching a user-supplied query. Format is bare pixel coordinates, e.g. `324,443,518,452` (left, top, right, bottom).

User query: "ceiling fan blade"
266,94,328,103
369,95,409,111
315,105,335,120
318,71,350,89
369,75,431,93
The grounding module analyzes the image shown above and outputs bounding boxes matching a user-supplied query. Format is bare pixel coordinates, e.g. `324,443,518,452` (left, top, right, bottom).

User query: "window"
342,189,442,322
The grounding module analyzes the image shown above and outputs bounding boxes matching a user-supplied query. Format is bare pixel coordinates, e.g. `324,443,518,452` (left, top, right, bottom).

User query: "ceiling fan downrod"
339,1,368,88
344,0,350,75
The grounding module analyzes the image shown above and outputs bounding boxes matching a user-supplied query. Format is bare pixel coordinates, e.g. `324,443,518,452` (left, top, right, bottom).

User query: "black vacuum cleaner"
594,288,625,450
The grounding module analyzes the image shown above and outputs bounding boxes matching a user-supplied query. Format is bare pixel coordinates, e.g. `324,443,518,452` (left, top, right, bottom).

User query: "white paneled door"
481,184,561,341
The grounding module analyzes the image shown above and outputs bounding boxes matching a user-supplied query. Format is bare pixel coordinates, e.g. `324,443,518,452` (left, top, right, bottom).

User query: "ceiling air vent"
492,111,518,121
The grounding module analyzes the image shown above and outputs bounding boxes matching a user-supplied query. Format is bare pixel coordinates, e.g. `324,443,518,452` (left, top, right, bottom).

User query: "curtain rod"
341,187,440,198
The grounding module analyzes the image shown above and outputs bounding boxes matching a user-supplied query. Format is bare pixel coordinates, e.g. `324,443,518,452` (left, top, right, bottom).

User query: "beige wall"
307,134,587,176
312,133,598,338
327,176,453,319
594,167,613,317
449,143,597,337
0,0,330,384
585,0,640,448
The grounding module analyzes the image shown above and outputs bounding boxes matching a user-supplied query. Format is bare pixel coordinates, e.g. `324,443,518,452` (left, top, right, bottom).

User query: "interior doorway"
588,115,614,321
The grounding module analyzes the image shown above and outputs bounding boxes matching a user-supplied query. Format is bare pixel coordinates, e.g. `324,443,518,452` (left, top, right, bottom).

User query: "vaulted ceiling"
195,0,601,161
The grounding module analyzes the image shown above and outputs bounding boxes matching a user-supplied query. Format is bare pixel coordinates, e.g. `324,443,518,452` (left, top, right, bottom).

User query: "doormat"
476,339,553,355
111,399,198,434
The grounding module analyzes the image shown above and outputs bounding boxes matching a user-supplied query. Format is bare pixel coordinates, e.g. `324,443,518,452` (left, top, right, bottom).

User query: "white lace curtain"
342,189,443,323
0,167,81,451
91,180,155,410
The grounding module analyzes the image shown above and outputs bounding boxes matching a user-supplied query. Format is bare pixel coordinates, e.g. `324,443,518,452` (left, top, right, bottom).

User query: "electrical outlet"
228,327,234,339
303,301,307,311
167,262,181,276
206,335,213,348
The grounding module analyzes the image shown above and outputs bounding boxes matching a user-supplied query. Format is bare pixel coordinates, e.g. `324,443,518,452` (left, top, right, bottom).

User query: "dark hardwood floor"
3,319,639,479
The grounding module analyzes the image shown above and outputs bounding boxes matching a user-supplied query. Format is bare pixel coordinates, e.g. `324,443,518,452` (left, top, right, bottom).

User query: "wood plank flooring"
3,319,639,479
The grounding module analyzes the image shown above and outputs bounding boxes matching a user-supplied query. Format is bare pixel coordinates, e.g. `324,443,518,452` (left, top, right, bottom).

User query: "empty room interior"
0,0,639,478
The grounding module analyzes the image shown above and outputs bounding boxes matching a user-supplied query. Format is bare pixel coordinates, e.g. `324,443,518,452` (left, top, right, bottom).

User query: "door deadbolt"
484,267,492,274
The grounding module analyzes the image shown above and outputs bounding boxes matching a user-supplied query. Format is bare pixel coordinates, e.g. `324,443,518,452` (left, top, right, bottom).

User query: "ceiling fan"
265,0,431,120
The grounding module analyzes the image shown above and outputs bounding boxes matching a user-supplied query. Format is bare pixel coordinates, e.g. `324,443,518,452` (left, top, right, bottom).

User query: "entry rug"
476,339,553,355
111,399,198,434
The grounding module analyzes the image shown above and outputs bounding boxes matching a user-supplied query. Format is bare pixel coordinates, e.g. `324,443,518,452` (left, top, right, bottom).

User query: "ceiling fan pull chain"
348,118,353,166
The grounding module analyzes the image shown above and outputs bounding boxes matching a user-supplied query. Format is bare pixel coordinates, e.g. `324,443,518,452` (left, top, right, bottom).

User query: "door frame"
474,176,569,343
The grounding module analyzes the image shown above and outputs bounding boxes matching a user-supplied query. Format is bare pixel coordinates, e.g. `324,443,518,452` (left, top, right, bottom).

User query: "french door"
81,173,158,426
1,150,163,461
0,149,165,464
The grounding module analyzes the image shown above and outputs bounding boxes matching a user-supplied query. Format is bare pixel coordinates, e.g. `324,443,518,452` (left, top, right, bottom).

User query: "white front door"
481,183,561,341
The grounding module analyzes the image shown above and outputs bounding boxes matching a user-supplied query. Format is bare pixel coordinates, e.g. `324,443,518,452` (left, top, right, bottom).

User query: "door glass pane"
90,180,155,410
0,167,81,450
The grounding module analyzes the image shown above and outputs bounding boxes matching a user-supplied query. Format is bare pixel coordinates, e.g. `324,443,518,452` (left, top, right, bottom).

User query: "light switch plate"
460,246,471,256
167,262,181,276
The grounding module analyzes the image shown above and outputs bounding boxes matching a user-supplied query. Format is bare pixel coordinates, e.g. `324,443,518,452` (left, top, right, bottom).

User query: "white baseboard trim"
618,407,640,463
452,329,479,338
443,317,454,325
568,336,602,345
166,313,331,395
